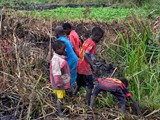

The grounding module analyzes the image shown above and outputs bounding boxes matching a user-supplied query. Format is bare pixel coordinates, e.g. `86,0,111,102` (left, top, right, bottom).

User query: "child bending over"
50,40,70,116
89,77,141,115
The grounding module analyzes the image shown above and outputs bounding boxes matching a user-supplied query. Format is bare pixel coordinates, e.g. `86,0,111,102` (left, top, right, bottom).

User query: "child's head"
119,78,129,87
55,26,65,38
91,27,104,43
52,40,66,55
63,23,72,35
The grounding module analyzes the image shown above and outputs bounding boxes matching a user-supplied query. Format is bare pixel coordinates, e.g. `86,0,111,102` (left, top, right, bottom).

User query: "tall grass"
104,15,160,110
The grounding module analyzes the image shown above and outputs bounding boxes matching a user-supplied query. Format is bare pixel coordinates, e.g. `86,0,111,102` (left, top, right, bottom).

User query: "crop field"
19,7,133,21
0,0,160,120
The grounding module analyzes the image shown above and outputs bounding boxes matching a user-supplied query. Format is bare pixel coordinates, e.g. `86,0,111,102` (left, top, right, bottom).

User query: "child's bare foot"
89,106,93,111
58,112,64,117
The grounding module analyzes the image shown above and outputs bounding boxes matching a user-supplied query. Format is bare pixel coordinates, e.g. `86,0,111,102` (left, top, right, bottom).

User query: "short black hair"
91,26,104,37
52,40,65,53
119,78,129,87
55,26,64,35
63,23,72,30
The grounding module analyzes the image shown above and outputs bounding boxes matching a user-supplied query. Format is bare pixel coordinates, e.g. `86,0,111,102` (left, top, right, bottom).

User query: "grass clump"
104,15,160,110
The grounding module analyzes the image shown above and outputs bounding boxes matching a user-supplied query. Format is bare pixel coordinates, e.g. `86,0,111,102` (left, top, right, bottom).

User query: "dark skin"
64,28,71,35
56,45,66,55
73,32,103,105
128,96,141,115
89,88,141,115
53,44,66,117
47,26,65,60
91,33,103,44
84,33,103,71
55,26,65,38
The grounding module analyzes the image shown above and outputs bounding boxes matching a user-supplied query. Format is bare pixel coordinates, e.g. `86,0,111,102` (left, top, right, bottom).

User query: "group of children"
49,23,140,116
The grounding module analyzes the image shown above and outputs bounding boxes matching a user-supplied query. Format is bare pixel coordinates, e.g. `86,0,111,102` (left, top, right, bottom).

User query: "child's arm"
121,84,141,115
53,75,63,88
128,96,141,115
84,42,96,71
51,61,64,88
102,91,107,98
84,53,93,68
69,35,80,57
84,53,95,71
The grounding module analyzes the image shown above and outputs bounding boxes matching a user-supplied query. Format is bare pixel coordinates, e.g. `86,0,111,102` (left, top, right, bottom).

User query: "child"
89,77,141,115
63,23,82,57
50,40,71,116
54,26,78,86
73,27,104,105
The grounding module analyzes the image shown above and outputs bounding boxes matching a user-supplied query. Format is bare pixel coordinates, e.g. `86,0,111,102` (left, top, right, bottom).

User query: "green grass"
0,0,111,5
17,7,148,22
1,0,160,21
104,16,160,110
15,0,160,22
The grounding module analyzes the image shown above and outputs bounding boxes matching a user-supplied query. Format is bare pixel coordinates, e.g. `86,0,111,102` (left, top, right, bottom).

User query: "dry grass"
0,12,160,120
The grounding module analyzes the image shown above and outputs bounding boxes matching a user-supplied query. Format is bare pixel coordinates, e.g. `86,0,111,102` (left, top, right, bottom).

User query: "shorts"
110,88,126,105
76,73,94,89
53,90,66,99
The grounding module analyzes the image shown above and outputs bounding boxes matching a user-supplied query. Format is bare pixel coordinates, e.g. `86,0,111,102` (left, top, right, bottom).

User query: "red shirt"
94,78,131,97
77,38,96,75
69,30,82,57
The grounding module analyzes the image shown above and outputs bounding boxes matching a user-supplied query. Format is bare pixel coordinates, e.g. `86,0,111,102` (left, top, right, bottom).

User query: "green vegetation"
1,0,160,117
17,5,159,22
104,16,160,109
16,2,159,22
0,0,159,21
18,7,133,22
0,0,154,5
0,0,110,5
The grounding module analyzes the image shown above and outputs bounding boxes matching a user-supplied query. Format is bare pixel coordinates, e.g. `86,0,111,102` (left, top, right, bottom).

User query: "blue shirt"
57,36,78,69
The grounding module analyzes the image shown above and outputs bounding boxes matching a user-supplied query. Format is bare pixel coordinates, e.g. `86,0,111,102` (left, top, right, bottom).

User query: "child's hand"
102,91,107,98
57,86,64,89
66,88,73,97
91,65,97,73
89,106,93,111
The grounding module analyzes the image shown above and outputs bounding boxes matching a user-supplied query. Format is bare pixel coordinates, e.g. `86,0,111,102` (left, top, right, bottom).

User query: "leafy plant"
18,7,133,22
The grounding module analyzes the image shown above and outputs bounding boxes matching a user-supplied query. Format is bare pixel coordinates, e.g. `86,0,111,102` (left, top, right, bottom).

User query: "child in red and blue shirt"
89,78,141,115
73,27,104,105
